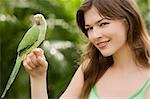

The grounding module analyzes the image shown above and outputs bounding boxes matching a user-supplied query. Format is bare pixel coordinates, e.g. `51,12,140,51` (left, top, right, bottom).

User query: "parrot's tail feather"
1,55,22,98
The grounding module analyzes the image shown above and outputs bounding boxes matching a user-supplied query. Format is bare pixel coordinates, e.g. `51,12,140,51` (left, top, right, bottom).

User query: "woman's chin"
102,53,112,57
100,51,113,57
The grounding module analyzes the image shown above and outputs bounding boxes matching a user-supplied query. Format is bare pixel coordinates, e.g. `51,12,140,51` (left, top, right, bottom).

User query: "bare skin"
23,6,150,99
84,6,150,99
23,47,150,99
23,48,48,99
23,48,84,99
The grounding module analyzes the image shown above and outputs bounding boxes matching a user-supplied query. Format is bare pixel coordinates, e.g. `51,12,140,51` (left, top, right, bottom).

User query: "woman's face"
84,6,128,57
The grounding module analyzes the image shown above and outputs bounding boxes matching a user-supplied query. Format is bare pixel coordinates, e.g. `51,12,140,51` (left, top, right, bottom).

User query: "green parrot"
1,14,47,98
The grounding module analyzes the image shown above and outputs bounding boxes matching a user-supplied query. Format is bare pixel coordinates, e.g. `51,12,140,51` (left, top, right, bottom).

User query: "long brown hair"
76,0,150,98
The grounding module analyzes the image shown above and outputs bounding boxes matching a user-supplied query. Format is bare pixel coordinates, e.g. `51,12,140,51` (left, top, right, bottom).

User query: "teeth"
95,40,110,46
96,40,110,49
99,40,110,44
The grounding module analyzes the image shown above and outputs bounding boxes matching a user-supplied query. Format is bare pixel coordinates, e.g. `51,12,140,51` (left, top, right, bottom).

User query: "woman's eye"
99,22,109,27
86,27,93,31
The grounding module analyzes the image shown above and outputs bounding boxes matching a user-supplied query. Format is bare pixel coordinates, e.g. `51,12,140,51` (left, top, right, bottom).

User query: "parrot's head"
33,14,46,25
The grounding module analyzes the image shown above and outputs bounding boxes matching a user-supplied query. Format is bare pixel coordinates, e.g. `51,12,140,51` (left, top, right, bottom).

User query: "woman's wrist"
30,72,48,99
30,72,47,80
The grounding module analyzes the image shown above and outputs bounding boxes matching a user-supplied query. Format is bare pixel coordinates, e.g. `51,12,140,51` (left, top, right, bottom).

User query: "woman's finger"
29,52,39,67
37,56,48,68
32,48,44,58
26,54,36,69
23,60,32,70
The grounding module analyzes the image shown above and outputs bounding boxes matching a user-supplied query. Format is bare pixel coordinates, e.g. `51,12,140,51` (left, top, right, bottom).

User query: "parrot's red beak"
34,18,41,25
35,19,40,25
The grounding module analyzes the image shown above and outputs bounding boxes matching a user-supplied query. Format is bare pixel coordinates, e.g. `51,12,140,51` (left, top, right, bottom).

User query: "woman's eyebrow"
85,18,105,27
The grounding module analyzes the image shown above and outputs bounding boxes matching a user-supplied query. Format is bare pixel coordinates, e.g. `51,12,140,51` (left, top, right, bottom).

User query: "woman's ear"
123,18,128,25
123,18,129,33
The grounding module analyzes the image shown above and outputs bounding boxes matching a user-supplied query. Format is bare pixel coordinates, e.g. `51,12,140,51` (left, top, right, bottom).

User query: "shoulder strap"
128,78,150,99
88,85,100,99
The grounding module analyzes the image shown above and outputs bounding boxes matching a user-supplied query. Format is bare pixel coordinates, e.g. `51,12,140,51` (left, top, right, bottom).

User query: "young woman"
23,0,150,99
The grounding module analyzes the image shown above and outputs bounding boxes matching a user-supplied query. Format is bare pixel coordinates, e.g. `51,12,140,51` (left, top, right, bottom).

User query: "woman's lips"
97,40,110,49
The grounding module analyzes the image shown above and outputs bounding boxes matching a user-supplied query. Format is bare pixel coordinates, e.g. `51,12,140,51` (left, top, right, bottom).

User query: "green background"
0,0,149,99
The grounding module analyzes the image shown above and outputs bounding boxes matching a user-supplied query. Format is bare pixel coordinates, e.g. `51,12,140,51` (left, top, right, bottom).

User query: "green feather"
1,55,22,98
17,25,39,52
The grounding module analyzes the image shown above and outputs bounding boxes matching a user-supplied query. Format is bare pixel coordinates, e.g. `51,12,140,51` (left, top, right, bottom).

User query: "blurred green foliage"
0,0,149,99
137,0,150,32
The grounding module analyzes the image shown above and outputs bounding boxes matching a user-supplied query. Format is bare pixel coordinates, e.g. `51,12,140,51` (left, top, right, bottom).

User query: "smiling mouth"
96,40,110,49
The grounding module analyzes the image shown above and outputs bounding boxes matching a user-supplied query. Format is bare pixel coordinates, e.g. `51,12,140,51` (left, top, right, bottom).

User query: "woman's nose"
93,26,103,38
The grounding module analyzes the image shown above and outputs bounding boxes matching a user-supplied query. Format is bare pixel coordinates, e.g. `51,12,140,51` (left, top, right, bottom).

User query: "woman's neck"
109,43,150,79
112,44,138,71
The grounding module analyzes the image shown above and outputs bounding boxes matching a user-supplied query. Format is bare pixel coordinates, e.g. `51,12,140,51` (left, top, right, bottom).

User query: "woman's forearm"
30,74,48,99
23,48,49,99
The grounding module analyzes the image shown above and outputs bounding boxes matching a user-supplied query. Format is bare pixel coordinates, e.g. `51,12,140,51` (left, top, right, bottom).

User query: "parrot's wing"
17,25,39,52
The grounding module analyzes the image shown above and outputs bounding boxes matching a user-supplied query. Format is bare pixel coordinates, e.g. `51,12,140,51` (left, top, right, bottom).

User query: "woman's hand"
23,48,48,78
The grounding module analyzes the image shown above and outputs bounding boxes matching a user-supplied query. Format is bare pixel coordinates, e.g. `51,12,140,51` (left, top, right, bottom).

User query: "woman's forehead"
84,6,108,26
84,7,102,25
